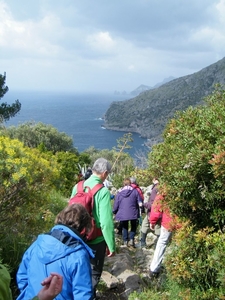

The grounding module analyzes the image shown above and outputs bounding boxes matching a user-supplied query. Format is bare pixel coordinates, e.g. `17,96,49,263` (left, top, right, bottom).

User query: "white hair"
92,158,111,174
130,177,136,184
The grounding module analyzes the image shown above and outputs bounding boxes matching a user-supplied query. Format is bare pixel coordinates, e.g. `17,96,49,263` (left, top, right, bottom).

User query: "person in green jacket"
71,157,116,300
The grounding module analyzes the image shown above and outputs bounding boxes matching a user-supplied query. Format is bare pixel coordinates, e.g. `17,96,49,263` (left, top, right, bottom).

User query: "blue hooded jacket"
16,225,95,300
113,186,142,221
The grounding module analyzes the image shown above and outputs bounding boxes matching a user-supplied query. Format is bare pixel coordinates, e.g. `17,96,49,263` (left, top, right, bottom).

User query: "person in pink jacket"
149,193,180,278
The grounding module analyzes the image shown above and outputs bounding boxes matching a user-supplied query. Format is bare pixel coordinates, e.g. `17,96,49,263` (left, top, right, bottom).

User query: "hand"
107,251,115,257
105,246,110,256
150,223,155,231
37,273,63,300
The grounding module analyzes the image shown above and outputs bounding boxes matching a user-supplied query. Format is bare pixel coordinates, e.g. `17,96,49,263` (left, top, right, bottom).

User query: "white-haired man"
71,158,115,299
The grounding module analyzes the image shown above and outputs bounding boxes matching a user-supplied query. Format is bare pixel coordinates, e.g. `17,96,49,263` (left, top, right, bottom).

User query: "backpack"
69,180,103,241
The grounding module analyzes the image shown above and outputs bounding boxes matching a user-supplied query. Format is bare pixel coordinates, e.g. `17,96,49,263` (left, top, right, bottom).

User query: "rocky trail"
96,232,162,299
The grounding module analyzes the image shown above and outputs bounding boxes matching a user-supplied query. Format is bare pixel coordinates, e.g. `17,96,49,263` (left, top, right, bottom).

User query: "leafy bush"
54,151,82,197
130,168,153,187
2,121,76,153
165,224,225,298
148,86,225,230
0,136,65,272
146,86,225,298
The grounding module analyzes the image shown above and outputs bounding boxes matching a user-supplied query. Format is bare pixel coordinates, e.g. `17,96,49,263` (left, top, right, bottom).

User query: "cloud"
0,0,225,93
87,31,115,52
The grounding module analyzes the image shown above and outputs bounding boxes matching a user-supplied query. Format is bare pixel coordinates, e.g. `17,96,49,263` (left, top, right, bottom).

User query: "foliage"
133,148,149,169
111,132,133,171
0,73,21,122
130,167,153,187
54,151,86,197
148,86,225,230
146,86,225,298
0,136,65,272
1,121,93,197
129,290,169,300
164,224,225,298
2,121,76,154
83,141,135,189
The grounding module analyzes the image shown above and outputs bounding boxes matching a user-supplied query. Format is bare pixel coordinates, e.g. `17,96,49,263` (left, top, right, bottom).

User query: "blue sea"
4,90,149,158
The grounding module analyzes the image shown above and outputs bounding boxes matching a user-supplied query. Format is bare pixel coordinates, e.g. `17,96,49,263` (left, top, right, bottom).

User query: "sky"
1,0,225,94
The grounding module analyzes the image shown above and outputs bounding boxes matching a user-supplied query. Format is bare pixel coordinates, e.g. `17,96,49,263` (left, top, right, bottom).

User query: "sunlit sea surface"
4,90,148,158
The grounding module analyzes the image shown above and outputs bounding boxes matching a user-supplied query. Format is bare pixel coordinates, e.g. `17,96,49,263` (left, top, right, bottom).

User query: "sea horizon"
3,90,149,159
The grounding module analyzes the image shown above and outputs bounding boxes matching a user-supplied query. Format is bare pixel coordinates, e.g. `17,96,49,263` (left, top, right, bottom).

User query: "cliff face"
104,57,225,145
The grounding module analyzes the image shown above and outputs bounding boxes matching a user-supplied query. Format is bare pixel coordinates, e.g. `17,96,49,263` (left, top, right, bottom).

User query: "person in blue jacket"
16,204,95,300
113,178,143,247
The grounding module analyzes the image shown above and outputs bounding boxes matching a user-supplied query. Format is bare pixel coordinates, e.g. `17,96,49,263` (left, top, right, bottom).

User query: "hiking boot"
136,232,147,248
136,241,147,248
115,228,122,236
121,240,128,247
128,239,135,248
149,270,159,279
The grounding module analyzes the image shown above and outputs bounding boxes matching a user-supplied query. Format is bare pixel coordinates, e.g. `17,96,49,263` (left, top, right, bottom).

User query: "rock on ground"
96,232,160,299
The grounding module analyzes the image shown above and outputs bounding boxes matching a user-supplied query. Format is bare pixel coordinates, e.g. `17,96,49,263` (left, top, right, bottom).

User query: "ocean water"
4,90,149,158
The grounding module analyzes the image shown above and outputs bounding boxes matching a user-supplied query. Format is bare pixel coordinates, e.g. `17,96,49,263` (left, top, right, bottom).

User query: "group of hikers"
1,157,180,299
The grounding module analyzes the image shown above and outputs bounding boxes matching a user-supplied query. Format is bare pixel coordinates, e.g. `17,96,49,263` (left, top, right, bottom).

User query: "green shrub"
2,121,76,153
0,136,61,270
147,86,225,298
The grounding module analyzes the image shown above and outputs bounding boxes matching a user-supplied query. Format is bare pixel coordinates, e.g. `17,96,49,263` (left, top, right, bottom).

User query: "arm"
112,194,119,214
17,242,36,292
70,184,77,198
34,273,63,300
136,190,143,207
149,198,163,226
144,191,155,210
97,188,116,254
71,253,93,299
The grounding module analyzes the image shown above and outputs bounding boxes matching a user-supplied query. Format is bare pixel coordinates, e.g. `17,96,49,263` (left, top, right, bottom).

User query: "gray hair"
92,158,111,174
130,177,136,184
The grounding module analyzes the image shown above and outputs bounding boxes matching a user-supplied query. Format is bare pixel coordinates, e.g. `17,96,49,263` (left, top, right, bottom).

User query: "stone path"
96,232,159,299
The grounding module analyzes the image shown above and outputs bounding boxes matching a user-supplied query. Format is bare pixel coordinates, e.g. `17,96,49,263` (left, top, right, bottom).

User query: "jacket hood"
118,185,134,197
36,225,95,264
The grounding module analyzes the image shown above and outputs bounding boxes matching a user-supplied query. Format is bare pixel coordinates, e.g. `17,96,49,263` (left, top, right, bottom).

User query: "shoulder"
96,185,110,198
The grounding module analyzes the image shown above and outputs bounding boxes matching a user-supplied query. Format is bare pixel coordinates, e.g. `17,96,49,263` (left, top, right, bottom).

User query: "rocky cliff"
104,57,225,146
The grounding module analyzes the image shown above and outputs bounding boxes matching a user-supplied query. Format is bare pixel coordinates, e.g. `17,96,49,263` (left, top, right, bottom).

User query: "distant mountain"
114,78,175,97
153,76,175,88
104,57,225,147
130,84,151,96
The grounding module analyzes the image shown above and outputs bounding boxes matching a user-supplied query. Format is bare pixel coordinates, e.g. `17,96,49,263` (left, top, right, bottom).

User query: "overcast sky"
1,0,225,94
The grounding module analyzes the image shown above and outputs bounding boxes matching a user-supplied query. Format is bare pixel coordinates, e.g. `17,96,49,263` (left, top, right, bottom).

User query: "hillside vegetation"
104,57,225,147
1,72,225,299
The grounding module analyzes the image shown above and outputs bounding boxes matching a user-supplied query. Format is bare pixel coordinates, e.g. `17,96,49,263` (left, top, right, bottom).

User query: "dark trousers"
121,219,138,241
89,240,107,296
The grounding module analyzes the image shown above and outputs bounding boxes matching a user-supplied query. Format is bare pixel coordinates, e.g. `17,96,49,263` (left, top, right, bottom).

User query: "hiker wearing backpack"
70,158,115,300
130,176,144,201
